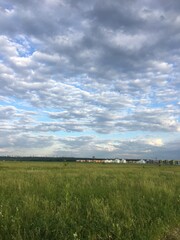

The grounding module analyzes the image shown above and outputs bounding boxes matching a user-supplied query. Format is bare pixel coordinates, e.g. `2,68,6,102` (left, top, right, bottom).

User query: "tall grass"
0,162,179,240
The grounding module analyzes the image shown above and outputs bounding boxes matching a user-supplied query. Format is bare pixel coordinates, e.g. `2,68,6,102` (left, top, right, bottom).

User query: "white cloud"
0,0,179,159
146,138,164,147
151,61,173,73
109,31,148,51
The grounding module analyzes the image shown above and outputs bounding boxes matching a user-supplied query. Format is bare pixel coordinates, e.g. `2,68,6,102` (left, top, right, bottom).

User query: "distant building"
115,159,121,163
121,159,127,163
137,159,146,164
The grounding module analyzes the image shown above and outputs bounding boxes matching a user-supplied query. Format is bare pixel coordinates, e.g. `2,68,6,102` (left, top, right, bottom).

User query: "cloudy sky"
0,0,180,159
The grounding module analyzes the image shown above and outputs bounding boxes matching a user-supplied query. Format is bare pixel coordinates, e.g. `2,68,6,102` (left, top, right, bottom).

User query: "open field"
0,161,179,240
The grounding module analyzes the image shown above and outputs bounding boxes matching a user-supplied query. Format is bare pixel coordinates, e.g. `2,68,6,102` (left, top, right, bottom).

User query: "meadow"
0,161,179,240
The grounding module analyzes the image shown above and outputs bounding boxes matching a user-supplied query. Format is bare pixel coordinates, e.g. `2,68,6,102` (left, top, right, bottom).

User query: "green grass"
0,161,179,240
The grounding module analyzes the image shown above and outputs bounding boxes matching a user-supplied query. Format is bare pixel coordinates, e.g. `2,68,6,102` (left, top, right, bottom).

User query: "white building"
121,159,127,163
137,159,146,164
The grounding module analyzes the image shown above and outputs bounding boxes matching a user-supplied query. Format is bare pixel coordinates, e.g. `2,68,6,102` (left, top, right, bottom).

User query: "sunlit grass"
0,161,179,240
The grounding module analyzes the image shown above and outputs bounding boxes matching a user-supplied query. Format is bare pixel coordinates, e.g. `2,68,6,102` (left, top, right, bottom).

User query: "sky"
0,0,180,159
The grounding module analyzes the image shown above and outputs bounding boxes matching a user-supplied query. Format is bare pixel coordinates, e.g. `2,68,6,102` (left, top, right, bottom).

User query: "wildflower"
73,232,77,237
73,232,79,239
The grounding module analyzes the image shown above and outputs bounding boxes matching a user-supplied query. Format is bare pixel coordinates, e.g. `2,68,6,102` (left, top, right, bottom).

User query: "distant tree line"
0,156,102,162
0,156,179,165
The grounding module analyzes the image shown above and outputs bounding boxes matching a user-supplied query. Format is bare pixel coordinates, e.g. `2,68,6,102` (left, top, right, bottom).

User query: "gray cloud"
0,0,179,158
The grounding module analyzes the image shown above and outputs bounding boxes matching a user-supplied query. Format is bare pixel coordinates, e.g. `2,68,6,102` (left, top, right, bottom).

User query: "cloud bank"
0,0,179,159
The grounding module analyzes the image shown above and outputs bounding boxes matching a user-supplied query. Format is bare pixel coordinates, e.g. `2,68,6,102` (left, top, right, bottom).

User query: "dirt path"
162,227,180,240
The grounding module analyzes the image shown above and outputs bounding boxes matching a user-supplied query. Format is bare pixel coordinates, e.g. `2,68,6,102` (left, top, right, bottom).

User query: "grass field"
0,161,179,240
